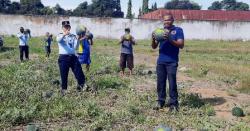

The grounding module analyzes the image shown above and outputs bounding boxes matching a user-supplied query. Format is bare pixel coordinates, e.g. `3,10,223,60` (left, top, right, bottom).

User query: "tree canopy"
208,0,249,11
164,0,201,10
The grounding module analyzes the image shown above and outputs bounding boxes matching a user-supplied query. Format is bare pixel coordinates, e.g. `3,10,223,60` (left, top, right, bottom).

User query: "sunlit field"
0,36,250,130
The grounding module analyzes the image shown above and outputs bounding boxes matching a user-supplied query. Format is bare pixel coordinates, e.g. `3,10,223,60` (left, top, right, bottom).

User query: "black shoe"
77,85,83,92
168,106,179,113
165,102,171,107
77,84,88,92
153,102,164,110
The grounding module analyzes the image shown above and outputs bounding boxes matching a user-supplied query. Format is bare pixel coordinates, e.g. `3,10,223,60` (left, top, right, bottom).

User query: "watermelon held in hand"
24,29,31,35
153,28,169,42
124,34,132,41
76,25,86,36
232,107,244,117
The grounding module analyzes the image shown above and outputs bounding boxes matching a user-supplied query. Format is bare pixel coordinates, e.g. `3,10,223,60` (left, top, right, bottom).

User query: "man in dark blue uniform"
44,32,53,58
56,21,86,96
152,14,185,112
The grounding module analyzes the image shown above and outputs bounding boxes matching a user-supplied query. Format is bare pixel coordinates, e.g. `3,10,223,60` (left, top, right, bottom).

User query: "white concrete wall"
0,14,250,40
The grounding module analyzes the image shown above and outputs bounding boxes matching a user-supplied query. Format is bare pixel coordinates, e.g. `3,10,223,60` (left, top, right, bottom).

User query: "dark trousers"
58,55,85,90
19,45,29,61
157,62,178,106
45,46,51,57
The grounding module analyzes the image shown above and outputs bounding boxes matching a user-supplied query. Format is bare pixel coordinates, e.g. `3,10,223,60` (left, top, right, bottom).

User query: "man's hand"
152,33,156,41
151,33,158,49
163,29,171,40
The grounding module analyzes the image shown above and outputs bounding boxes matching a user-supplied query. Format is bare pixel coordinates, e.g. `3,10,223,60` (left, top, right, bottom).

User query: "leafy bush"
180,93,205,108
90,75,128,90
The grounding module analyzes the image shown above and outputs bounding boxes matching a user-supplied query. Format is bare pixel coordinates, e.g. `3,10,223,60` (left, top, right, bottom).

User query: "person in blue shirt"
152,14,185,112
56,21,86,96
44,32,53,58
17,27,30,62
119,28,136,77
77,29,94,71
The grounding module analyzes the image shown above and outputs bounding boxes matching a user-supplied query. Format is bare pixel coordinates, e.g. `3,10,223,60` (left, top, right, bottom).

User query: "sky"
12,0,250,16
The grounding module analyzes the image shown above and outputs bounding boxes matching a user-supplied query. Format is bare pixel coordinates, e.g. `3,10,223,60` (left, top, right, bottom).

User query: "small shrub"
87,102,102,118
91,75,127,90
199,65,209,77
203,104,216,116
180,93,205,108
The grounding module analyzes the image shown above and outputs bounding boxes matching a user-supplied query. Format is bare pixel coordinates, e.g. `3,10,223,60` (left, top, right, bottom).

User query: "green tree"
73,1,88,16
19,0,44,14
150,2,158,11
0,0,11,13
208,1,222,10
40,6,53,15
126,0,133,19
138,7,142,17
222,0,237,10
53,4,65,15
142,0,149,14
164,0,201,10
208,0,249,11
235,2,249,11
116,0,121,11
8,2,21,14
86,0,124,18
153,2,158,10
113,0,124,17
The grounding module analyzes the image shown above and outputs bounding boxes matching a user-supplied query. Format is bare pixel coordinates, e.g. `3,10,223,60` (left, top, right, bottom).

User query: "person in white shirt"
17,27,30,61
56,21,86,96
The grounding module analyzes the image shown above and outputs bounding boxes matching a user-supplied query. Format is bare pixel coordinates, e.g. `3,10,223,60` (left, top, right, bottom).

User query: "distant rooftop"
140,9,250,22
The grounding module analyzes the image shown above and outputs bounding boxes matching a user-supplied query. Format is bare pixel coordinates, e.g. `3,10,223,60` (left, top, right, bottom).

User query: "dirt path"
134,52,250,122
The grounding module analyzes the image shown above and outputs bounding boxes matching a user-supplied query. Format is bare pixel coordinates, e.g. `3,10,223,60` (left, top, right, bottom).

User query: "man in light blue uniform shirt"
57,21,86,96
152,14,185,112
17,27,30,61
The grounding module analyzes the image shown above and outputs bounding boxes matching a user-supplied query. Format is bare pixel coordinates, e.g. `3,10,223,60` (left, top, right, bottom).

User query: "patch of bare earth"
134,53,250,122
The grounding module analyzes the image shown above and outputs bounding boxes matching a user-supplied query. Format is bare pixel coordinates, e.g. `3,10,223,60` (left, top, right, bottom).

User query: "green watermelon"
124,34,132,41
76,25,86,35
155,125,172,131
232,107,244,117
153,28,168,41
25,29,31,35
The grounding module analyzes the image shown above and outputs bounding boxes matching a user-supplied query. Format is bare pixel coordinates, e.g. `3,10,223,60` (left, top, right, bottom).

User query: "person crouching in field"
119,28,136,77
57,21,86,96
17,27,31,62
152,14,184,112
77,28,93,71
44,32,53,58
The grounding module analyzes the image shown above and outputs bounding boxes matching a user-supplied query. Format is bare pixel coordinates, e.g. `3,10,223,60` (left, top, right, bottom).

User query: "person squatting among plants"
119,28,136,77
44,32,53,58
152,14,185,112
17,27,31,62
56,21,86,96
76,26,94,71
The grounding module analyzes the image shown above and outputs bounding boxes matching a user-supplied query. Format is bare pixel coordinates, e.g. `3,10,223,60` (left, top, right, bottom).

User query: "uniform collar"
164,25,175,30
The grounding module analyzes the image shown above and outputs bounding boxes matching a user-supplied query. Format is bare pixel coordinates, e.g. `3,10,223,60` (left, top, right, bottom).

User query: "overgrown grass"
0,37,249,130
